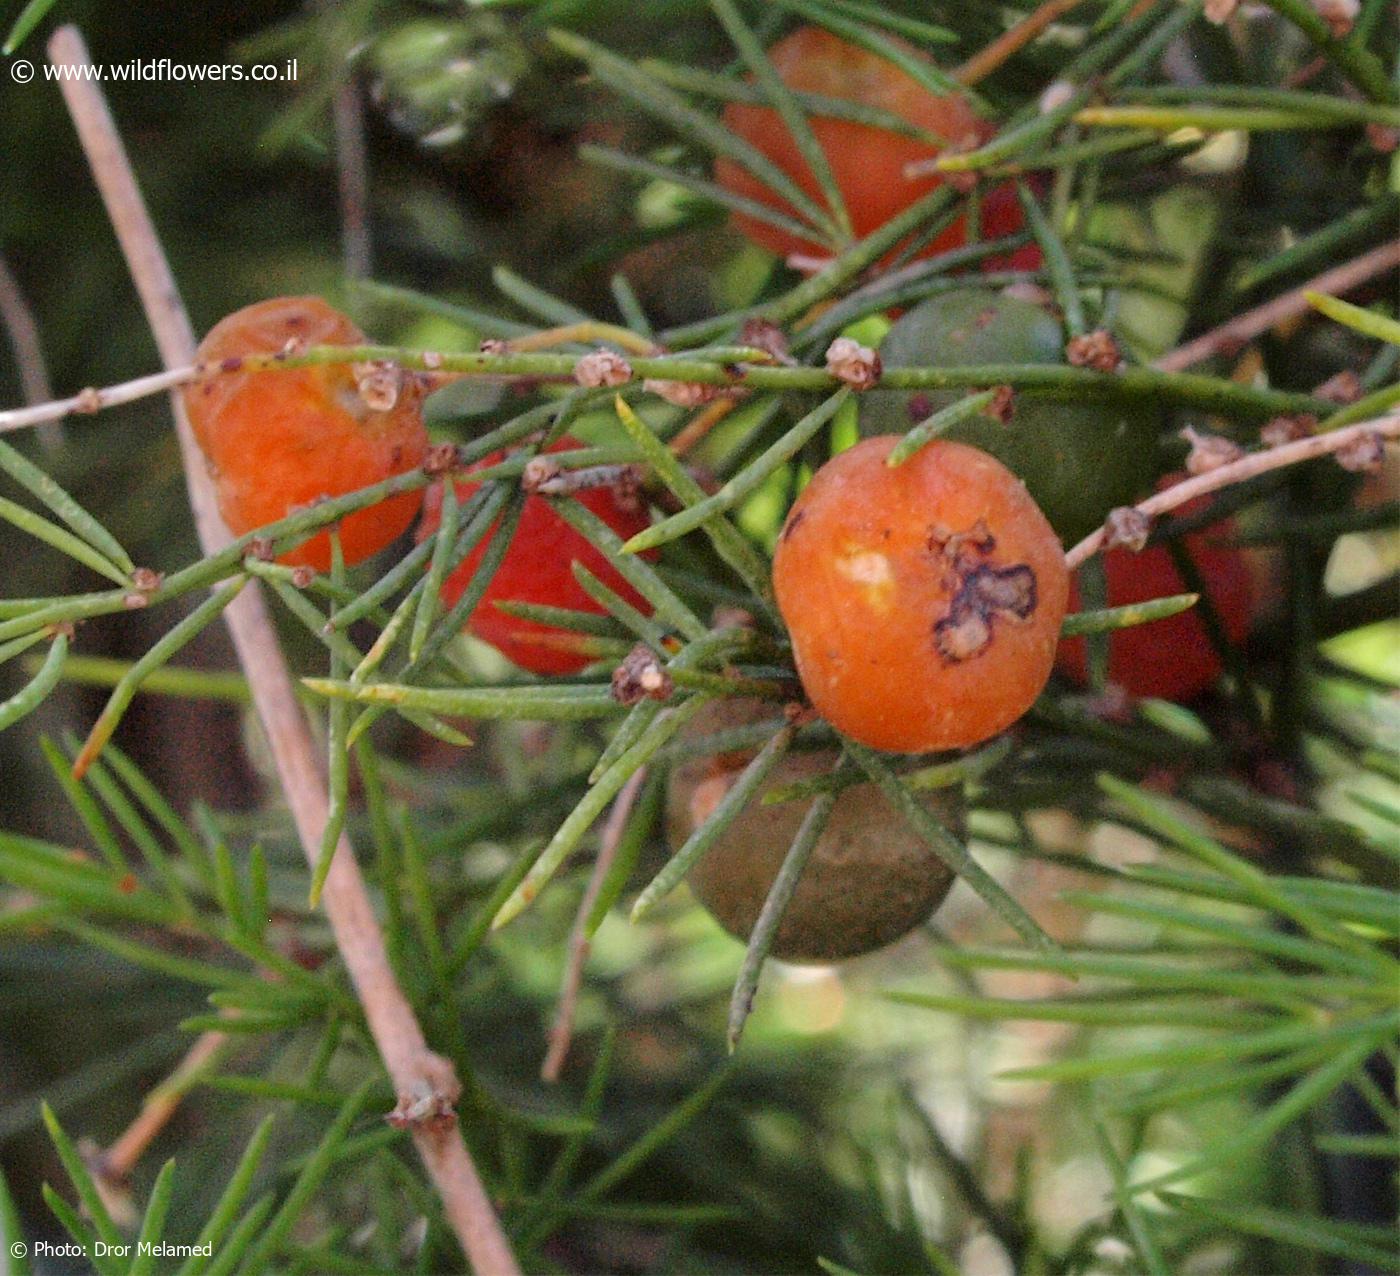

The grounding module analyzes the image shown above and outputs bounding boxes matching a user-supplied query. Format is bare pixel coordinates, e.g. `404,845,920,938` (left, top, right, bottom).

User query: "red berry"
714,25,1031,266
773,436,1069,753
1058,510,1255,702
417,437,655,676
183,297,429,571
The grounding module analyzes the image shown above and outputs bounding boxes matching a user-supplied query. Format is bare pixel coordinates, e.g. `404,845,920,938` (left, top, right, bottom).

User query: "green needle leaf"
41,1103,126,1252
0,494,130,585
553,495,709,640
1098,773,1397,971
1306,290,1400,346
0,437,134,573
304,678,624,722
1016,182,1085,337
40,1184,120,1276
129,1159,177,1276
595,139,797,229
729,786,837,1050
1163,1195,1400,1270
410,476,459,662
1093,1121,1171,1276
1128,1034,1384,1195
709,0,853,244
623,389,849,552
548,28,843,247
493,695,713,930
887,389,1002,465
996,1010,1398,1083
236,1080,378,1275
3,0,62,56
632,721,796,921
640,58,952,142
0,629,67,732
848,741,1056,951
1061,594,1199,635
71,579,247,779
770,0,973,104
492,264,593,326
611,394,777,612
0,1164,30,1276
572,560,670,649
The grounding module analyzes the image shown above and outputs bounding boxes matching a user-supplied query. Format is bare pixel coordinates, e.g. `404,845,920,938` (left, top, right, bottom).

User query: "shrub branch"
47,25,519,1275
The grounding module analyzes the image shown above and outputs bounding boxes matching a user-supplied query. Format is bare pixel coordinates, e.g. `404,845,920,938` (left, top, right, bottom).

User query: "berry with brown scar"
416,437,655,676
183,297,429,571
668,698,959,962
773,436,1068,753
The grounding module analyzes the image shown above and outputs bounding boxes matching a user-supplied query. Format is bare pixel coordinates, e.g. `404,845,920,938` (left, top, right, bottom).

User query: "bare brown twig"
541,767,648,1084
669,395,740,458
332,73,373,282
96,1028,231,1186
1064,411,1400,569
0,365,196,436
1153,241,1400,372
48,25,519,1274
0,250,60,449
956,0,1088,87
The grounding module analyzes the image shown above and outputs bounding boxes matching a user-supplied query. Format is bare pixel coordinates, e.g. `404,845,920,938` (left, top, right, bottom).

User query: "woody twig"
48,25,519,1275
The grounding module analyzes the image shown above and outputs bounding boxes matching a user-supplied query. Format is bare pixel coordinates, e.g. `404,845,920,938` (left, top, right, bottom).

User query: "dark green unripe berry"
860,289,1161,544
667,700,959,963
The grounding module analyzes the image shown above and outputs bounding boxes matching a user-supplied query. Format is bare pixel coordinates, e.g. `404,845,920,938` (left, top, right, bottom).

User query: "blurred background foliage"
0,1,1396,1273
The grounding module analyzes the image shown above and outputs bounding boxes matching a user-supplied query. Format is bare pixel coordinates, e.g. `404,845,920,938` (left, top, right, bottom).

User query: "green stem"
1258,0,1396,103
728,787,837,1051
1076,105,1399,130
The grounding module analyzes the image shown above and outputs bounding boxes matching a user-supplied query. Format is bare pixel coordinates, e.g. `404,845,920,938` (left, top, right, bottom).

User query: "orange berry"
773,436,1069,753
417,437,655,676
183,297,429,571
714,25,1036,268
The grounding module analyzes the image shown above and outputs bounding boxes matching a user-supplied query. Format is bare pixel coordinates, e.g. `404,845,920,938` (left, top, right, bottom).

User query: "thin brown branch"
0,253,53,404
1154,240,1400,372
541,767,648,1084
332,73,372,282
0,365,196,436
0,250,60,449
1064,411,1400,569
98,1029,231,1183
48,25,519,1275
669,395,740,458
956,0,1088,87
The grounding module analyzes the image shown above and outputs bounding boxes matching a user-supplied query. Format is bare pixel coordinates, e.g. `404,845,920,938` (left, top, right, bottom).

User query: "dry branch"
48,25,519,1275
1154,241,1400,373
1065,411,1400,569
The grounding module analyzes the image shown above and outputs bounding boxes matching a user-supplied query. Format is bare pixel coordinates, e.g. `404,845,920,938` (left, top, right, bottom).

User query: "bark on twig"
541,767,648,1084
48,25,519,1275
0,250,59,448
1065,411,1400,569
332,74,373,282
1154,241,1400,373
956,0,1087,87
